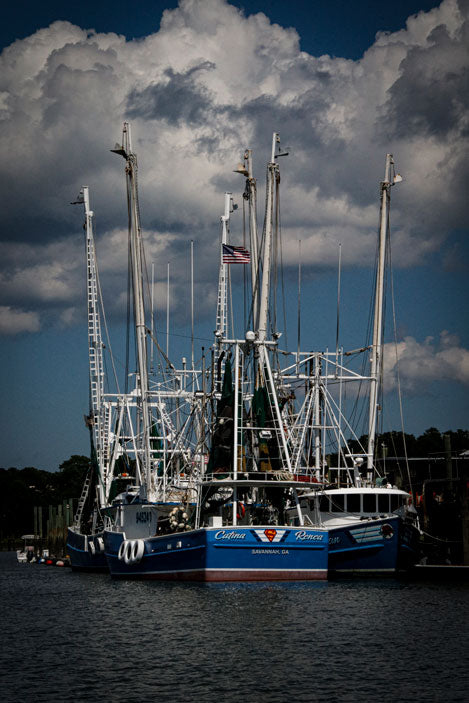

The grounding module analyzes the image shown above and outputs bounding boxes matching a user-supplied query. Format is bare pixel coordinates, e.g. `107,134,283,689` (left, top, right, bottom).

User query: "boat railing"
200,470,323,486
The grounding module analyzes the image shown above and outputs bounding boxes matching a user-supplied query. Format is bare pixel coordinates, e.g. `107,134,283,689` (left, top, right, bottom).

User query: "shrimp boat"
101,126,418,580
102,128,329,580
283,154,420,574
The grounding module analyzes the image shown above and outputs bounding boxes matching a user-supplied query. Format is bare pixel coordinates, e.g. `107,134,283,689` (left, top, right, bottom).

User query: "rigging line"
353,224,382,438
272,171,279,334
145,327,176,371
191,240,194,370
242,177,257,332
229,263,234,340
125,176,132,396
388,222,413,492
278,176,288,351
347,214,382,439
377,219,390,445
257,165,269,333
321,389,363,473
141,250,170,385
297,240,301,374
387,428,404,483
242,189,247,331
94,245,121,395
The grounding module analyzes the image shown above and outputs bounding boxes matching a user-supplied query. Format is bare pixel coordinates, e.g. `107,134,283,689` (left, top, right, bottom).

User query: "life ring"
237,502,246,519
88,541,96,555
381,523,394,540
124,540,136,565
118,540,127,561
132,539,145,563
96,537,105,553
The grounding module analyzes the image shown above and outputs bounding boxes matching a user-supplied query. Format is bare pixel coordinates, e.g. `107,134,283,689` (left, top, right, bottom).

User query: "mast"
235,151,260,329
245,151,260,330
246,151,259,331
214,193,236,388
73,187,109,510
257,133,280,342
112,123,152,498
215,193,233,340
367,154,401,478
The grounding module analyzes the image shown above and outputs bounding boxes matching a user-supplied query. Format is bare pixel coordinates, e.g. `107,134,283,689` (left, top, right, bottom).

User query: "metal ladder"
73,470,92,528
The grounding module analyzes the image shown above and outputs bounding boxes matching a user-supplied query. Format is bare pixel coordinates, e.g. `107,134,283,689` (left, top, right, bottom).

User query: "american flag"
222,244,250,264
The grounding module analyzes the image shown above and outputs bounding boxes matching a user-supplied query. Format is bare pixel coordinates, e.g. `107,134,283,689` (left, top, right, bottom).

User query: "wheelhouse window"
347,494,361,512
363,494,376,512
390,494,399,511
378,494,390,513
331,494,345,512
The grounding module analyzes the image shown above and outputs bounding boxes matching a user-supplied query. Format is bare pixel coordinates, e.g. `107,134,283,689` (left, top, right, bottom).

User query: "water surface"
1,552,468,702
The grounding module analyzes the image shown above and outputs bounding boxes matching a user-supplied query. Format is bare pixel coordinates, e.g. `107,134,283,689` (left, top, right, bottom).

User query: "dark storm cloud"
127,61,216,124
382,20,469,139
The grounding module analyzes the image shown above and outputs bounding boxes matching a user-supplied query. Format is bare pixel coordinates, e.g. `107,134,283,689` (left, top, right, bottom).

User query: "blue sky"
0,0,468,470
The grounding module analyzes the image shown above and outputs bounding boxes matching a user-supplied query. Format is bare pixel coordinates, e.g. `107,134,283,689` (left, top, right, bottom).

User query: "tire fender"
124,539,136,565
132,539,145,564
118,540,127,561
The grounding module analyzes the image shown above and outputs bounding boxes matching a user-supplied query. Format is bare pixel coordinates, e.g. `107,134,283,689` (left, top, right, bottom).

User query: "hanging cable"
388,225,413,492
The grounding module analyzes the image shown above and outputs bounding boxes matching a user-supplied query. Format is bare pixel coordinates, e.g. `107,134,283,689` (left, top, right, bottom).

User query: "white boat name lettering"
295,531,323,541
214,530,246,540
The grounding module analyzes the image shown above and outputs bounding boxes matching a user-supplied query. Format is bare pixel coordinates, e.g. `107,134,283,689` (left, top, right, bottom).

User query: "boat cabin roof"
324,486,407,495
301,486,409,498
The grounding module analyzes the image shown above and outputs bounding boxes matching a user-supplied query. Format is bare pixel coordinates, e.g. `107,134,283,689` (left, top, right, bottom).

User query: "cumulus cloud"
0,0,467,334
383,330,469,391
0,306,40,334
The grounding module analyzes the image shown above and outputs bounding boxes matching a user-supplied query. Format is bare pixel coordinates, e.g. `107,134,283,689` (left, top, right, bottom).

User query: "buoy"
56,560,64,567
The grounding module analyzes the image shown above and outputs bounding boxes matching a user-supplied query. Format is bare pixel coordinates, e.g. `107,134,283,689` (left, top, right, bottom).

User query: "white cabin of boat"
287,486,414,527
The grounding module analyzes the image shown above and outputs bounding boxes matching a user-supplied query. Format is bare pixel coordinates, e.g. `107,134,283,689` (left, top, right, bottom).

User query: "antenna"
336,242,342,360
191,240,194,371
150,262,155,372
166,262,170,360
297,240,301,375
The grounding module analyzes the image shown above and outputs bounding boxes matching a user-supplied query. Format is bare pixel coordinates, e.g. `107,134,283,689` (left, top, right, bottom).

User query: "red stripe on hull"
113,569,327,582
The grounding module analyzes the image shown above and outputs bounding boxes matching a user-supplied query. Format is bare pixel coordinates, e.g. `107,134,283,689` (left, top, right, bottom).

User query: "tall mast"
216,192,234,339
214,193,236,389
367,154,401,477
73,187,109,508
257,133,280,343
245,151,259,330
112,123,152,497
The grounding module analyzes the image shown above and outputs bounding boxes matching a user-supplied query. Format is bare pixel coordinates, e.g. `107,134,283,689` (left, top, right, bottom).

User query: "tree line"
0,455,89,539
1,428,468,538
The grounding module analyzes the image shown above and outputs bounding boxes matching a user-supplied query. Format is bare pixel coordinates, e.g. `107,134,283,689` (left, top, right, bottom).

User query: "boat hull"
104,526,328,581
328,516,417,575
66,527,109,572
